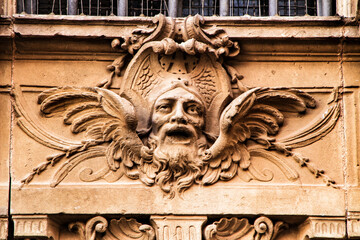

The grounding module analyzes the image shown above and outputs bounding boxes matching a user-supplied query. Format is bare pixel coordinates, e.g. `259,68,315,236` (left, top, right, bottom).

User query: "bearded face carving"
150,87,206,160
16,15,339,197
147,87,207,195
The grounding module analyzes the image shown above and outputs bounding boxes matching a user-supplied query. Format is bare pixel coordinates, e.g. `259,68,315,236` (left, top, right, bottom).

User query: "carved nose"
170,106,188,124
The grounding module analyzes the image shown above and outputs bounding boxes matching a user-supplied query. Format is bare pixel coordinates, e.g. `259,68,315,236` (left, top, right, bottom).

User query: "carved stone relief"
13,214,349,240
12,14,342,198
13,215,60,239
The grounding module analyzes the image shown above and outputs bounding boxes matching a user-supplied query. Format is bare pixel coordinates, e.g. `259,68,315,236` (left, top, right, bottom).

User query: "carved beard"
148,136,205,197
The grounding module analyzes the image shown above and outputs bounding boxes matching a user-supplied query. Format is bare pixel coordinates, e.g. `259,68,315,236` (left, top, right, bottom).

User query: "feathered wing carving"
35,86,153,187
201,87,317,185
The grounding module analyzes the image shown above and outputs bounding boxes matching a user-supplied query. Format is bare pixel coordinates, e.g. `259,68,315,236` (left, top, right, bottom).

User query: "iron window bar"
17,0,333,16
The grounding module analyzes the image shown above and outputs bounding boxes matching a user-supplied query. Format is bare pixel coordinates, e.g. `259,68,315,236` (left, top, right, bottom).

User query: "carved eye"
186,105,201,116
157,104,172,113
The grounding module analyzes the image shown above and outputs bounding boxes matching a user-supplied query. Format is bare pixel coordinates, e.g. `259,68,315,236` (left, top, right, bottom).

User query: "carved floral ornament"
67,215,288,240
13,14,341,197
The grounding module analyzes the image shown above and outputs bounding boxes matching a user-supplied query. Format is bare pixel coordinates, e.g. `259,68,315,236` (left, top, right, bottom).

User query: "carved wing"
201,87,316,184
37,86,154,186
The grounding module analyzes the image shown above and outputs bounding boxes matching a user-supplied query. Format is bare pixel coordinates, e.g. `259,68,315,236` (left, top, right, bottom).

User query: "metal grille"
18,0,116,14
37,0,66,14
80,0,116,15
278,0,316,16
128,0,168,16
230,0,268,16
17,0,333,16
182,0,219,16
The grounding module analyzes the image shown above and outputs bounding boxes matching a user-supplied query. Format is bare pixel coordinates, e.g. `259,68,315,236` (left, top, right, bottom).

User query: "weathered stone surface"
13,215,59,239
348,212,360,238
343,62,360,87
13,60,111,87
2,13,360,240
0,93,10,217
151,216,206,240
298,217,346,239
11,186,345,215
0,218,8,240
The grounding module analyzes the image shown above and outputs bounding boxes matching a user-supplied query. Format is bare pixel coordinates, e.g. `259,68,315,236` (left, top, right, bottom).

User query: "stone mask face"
150,87,205,148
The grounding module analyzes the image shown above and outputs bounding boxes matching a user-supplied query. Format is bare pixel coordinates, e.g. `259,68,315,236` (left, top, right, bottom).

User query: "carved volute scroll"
69,216,155,240
204,216,288,240
13,14,341,197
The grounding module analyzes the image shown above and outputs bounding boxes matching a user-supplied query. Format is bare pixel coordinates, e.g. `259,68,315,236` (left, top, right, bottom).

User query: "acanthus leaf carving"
14,14,341,196
69,216,155,240
204,216,288,240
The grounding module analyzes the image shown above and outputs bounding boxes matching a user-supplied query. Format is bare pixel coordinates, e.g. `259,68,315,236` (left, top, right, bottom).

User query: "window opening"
182,0,219,16
229,0,268,16
278,0,317,16
16,0,335,16
128,0,168,16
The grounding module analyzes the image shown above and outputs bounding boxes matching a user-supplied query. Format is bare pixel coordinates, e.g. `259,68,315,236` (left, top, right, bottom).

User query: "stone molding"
13,215,60,239
298,217,346,239
0,218,8,240
348,212,360,238
10,215,360,239
151,215,207,240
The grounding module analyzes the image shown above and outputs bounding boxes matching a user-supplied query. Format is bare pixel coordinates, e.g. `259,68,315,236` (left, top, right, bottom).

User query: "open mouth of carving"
165,127,194,144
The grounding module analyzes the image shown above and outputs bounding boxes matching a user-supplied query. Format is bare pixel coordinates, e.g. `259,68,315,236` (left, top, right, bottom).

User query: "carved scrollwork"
69,217,155,240
183,15,240,58
14,14,341,196
204,216,288,240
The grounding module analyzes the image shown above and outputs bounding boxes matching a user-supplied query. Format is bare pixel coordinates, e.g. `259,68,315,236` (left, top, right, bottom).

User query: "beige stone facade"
1,0,360,239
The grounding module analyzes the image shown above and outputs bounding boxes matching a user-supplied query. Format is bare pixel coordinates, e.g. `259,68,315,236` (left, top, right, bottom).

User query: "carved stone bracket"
0,218,8,240
13,215,60,240
69,216,155,240
204,216,288,240
32,215,358,240
347,212,360,238
298,217,346,239
150,215,207,240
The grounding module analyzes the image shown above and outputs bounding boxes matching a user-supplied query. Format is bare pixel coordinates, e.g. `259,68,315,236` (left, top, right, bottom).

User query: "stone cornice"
0,15,359,39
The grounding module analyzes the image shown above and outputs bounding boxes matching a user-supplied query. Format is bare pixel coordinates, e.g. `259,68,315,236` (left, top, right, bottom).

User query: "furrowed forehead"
155,88,203,105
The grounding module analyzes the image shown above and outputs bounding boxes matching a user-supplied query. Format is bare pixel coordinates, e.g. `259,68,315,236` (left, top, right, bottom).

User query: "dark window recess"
17,0,335,16
230,0,268,16
278,0,316,16
17,0,117,15
37,0,66,14
128,0,168,16
78,0,117,16
182,0,219,16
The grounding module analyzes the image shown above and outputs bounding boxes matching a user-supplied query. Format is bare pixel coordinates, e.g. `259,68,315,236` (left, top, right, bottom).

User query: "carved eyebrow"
154,99,174,108
155,98,174,104
185,100,202,105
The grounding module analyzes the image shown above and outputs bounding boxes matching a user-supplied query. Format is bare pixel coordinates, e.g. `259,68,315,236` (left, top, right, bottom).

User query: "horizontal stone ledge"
0,15,359,39
11,185,345,216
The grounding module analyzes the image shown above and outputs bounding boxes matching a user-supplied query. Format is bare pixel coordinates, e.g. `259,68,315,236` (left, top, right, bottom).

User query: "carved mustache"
163,124,196,139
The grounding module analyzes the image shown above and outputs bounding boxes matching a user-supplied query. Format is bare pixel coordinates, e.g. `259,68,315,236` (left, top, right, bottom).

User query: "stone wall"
0,14,360,239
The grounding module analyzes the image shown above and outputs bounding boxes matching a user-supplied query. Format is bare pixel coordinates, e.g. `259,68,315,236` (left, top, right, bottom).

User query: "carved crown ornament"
13,14,342,197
